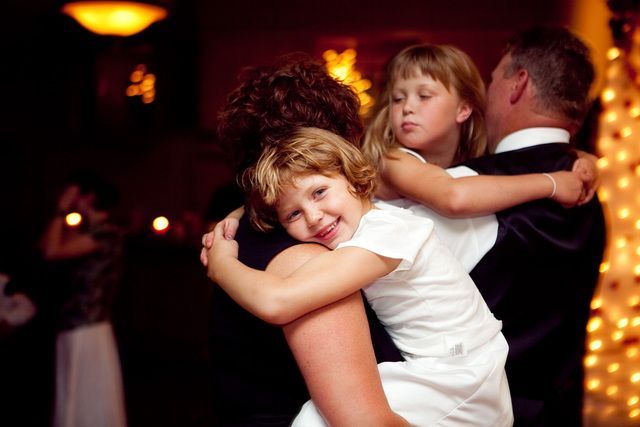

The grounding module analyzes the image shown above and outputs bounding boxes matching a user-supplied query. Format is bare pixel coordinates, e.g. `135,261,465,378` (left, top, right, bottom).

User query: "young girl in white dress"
204,127,590,426
362,43,596,272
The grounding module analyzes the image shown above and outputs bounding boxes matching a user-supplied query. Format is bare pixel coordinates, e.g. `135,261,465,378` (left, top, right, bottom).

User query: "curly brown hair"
217,53,364,178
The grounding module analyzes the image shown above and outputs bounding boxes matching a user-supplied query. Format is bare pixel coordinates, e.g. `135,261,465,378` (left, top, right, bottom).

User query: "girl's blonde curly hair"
242,127,377,232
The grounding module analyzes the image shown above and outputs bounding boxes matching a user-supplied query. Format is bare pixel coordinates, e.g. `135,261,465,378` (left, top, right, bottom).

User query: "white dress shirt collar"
494,128,570,154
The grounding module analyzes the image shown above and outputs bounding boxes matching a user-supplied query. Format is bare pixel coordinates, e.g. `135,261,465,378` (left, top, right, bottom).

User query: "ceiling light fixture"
61,1,168,37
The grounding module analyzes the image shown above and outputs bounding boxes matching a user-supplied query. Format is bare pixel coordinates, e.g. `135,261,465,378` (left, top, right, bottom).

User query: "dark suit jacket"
209,216,402,427
463,143,606,427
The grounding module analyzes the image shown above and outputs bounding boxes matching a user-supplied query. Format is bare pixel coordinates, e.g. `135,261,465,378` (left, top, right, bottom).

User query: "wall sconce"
61,1,168,37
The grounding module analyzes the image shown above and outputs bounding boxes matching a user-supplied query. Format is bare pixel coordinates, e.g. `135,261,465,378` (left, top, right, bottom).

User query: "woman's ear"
455,102,473,124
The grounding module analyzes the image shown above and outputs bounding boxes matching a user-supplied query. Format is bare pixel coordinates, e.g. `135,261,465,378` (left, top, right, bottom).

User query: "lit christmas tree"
584,2,640,425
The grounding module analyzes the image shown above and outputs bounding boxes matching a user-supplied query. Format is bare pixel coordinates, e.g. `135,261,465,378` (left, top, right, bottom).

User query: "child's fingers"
223,219,239,240
200,248,209,267
213,221,227,239
572,161,591,181
201,231,215,249
579,186,596,205
573,157,600,188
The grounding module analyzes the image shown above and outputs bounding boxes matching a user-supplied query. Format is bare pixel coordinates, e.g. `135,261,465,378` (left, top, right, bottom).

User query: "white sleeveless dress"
292,208,513,426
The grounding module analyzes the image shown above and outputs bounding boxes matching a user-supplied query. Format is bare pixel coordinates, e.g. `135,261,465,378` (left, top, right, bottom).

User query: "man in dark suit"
463,27,606,426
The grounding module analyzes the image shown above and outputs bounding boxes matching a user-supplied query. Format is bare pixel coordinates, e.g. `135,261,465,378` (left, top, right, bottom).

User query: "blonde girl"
362,44,595,216
365,44,486,170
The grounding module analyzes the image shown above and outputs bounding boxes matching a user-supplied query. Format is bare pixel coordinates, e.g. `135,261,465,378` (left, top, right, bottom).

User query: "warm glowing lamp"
61,1,168,36
65,212,83,227
152,216,169,234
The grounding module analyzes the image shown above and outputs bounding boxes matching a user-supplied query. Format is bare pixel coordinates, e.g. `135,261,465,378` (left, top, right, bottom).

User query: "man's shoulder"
462,144,575,175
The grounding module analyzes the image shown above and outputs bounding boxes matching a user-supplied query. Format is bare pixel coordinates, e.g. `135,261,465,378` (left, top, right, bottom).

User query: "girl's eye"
286,210,301,222
313,188,326,198
419,94,432,100
391,95,404,103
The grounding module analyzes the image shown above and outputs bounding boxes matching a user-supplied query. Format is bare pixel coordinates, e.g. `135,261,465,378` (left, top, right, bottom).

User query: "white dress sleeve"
378,166,498,273
336,209,434,272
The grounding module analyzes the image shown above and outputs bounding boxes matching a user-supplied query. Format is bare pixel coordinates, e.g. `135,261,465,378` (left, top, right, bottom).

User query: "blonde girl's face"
276,173,370,250
390,72,471,164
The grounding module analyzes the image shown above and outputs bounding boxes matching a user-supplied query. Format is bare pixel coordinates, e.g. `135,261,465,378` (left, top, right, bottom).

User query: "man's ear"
455,102,473,124
509,69,529,104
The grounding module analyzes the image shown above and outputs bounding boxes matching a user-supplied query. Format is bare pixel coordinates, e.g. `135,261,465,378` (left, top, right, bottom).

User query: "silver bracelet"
542,173,557,198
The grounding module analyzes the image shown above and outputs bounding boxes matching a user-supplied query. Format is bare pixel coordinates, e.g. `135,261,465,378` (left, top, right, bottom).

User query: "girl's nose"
306,209,323,226
402,99,414,114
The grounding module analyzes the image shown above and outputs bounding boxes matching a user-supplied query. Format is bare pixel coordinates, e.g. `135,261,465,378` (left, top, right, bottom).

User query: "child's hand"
205,221,239,283
220,217,239,240
572,157,598,205
199,231,215,267
549,171,587,208
199,218,240,267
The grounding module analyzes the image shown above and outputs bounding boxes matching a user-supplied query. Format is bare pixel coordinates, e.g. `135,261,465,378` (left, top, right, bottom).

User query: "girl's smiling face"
276,173,371,249
390,71,472,167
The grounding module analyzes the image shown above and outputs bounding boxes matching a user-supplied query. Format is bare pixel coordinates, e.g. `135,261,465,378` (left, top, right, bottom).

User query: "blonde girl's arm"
381,148,588,218
226,205,244,221
206,222,400,325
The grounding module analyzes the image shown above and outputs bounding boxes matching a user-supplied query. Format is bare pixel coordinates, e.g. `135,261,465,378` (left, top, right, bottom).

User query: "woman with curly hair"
207,54,406,427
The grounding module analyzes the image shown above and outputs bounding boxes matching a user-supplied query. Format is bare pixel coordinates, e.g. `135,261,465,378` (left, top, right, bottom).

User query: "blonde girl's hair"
363,44,488,172
242,127,377,232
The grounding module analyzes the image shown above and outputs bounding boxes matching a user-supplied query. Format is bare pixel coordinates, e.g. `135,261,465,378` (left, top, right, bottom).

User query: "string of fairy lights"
583,43,640,426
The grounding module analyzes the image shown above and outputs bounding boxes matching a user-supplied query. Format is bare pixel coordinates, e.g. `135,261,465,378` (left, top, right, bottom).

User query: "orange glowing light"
323,48,373,116
65,212,82,227
62,1,167,37
589,339,603,351
130,69,144,83
602,88,616,103
126,85,139,96
587,378,601,390
607,47,622,60
584,354,598,367
127,64,156,103
152,216,169,233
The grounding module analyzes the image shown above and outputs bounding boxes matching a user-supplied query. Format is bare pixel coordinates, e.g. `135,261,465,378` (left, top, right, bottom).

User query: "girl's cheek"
390,112,401,126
